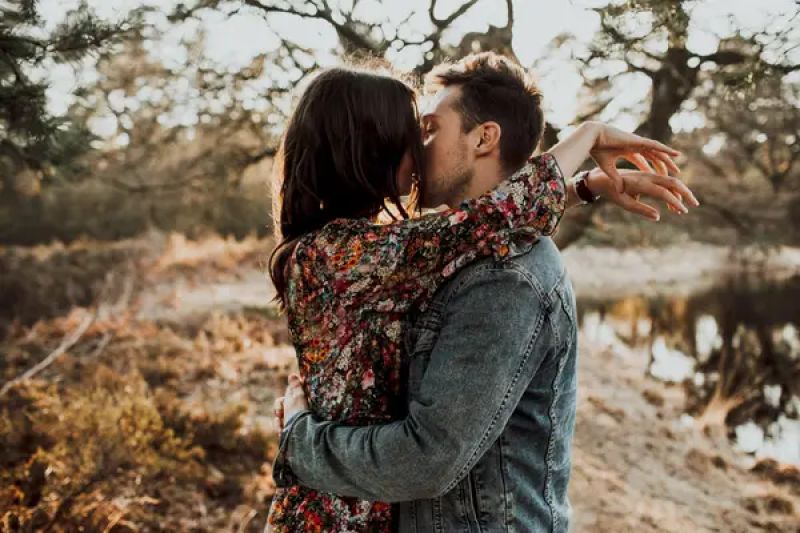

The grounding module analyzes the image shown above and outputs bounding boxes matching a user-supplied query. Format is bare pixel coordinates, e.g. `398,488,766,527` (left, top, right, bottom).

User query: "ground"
1,233,798,532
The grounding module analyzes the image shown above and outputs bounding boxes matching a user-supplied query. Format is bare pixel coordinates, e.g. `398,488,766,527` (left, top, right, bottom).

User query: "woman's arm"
548,122,603,181
298,153,565,315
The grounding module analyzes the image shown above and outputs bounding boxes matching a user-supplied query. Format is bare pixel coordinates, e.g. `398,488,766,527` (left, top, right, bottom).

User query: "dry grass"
0,235,286,531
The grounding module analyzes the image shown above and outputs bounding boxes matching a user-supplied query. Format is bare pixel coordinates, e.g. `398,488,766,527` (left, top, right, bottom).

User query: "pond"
576,272,800,466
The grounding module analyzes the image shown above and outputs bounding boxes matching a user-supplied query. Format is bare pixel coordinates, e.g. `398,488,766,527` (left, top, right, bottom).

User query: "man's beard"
420,166,472,209
422,145,473,208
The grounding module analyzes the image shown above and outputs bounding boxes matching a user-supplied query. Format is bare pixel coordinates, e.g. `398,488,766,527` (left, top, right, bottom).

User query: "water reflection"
577,273,800,465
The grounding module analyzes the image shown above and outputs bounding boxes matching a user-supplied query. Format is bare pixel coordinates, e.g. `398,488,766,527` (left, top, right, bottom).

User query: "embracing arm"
548,122,602,181
275,263,559,501
308,154,566,314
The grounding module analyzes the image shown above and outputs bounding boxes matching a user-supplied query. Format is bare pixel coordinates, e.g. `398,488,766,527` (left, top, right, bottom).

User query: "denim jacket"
274,237,579,532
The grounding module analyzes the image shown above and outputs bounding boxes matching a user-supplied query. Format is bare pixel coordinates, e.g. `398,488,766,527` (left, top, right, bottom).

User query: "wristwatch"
574,171,599,204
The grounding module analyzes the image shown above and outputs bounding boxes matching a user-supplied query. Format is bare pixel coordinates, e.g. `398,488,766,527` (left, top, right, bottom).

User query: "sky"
36,0,800,141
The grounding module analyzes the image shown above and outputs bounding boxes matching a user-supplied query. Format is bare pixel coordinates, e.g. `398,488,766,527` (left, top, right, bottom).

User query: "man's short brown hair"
426,52,545,173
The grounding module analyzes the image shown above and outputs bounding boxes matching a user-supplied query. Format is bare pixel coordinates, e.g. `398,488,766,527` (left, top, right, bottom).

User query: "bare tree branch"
697,50,749,65
429,0,481,29
244,0,385,54
503,0,513,31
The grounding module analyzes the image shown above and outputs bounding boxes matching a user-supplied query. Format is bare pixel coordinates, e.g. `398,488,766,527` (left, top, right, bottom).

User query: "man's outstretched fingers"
620,193,659,220
638,180,687,213
652,175,699,207
602,162,626,194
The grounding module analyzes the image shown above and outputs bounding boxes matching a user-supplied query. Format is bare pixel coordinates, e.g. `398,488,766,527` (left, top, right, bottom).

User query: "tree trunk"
636,47,698,143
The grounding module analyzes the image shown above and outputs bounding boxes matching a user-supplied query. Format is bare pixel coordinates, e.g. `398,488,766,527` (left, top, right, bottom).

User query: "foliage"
0,1,139,197
0,369,204,531
0,247,286,530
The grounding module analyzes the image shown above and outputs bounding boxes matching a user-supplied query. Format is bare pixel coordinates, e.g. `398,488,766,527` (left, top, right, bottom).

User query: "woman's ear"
475,121,501,156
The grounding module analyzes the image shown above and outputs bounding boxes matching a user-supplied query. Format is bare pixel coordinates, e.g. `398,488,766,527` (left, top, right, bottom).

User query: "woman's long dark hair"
269,66,425,309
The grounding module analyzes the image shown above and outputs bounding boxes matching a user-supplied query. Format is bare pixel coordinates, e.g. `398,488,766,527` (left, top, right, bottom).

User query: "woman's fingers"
645,149,681,176
641,137,681,157
648,154,668,176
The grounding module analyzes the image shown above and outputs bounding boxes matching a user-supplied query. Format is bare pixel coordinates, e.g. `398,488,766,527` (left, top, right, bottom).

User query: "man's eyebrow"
421,112,438,120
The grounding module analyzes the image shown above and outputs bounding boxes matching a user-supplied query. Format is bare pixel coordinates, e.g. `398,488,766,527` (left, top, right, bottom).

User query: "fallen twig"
88,331,113,359
0,309,97,398
0,270,136,398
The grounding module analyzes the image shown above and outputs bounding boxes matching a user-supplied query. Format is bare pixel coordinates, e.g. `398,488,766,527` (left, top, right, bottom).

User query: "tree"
676,76,800,242
682,277,800,432
172,0,516,74
185,2,798,244
0,1,137,198
581,0,800,143
551,0,800,246
65,0,519,200
16,0,799,244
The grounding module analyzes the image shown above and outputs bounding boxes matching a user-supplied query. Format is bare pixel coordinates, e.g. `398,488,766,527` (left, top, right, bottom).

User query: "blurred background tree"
0,0,798,246
0,0,133,197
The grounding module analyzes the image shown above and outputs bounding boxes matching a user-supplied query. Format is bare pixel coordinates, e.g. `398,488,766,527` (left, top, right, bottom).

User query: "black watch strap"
575,171,597,204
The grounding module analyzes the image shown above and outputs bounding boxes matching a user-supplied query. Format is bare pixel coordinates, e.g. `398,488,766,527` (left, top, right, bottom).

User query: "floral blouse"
267,153,566,532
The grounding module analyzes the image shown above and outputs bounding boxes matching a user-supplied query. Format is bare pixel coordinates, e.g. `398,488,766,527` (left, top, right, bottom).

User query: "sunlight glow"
36,0,800,138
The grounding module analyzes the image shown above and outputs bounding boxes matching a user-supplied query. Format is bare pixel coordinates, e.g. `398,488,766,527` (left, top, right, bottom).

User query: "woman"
266,64,690,531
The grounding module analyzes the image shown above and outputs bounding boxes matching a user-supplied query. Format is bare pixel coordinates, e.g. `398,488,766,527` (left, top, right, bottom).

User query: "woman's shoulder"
290,217,373,266
310,217,375,246
287,218,375,299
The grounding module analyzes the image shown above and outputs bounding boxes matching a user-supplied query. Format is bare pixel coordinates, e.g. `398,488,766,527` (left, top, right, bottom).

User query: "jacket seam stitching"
498,437,512,530
440,303,549,494
543,340,571,532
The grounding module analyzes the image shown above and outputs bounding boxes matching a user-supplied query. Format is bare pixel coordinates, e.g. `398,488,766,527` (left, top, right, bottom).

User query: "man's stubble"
423,139,474,209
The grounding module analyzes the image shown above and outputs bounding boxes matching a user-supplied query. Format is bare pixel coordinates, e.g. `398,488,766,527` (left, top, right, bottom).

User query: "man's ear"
474,121,501,157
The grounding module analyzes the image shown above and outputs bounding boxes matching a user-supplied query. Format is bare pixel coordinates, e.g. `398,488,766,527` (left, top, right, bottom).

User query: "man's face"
420,86,475,208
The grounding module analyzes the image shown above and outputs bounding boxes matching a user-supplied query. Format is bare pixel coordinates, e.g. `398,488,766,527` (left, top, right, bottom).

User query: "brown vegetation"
0,235,285,532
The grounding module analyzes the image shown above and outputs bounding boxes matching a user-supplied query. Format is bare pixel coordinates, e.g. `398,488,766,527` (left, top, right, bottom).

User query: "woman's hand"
584,167,699,221
547,122,681,194
273,373,309,431
589,123,681,194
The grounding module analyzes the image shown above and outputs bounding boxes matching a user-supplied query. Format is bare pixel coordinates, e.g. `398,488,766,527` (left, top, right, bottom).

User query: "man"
272,53,696,532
